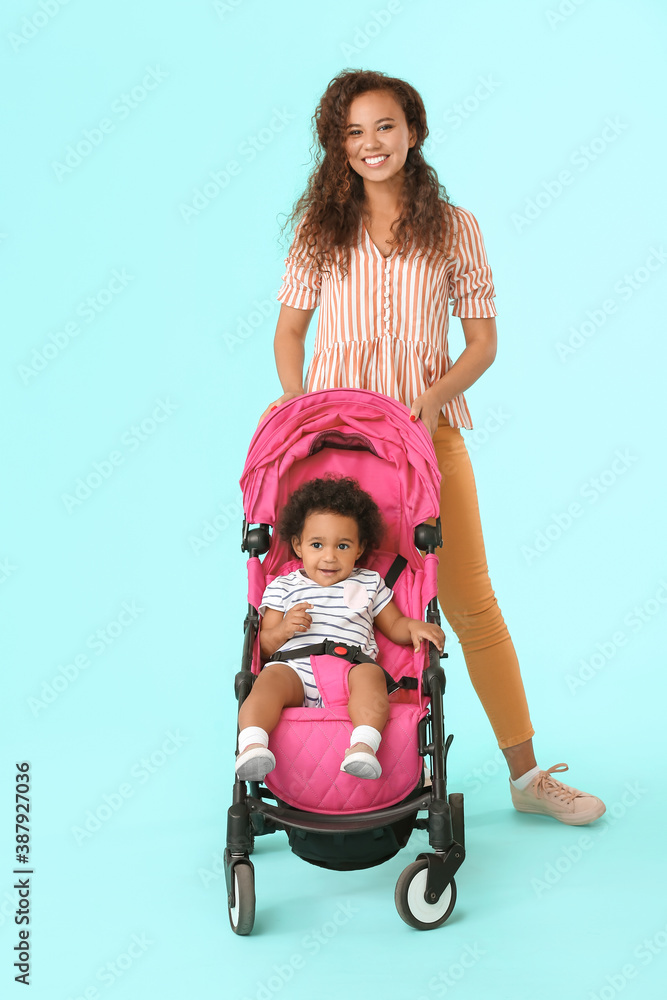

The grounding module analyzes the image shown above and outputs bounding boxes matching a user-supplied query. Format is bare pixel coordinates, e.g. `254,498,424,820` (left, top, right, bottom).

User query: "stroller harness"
267,640,418,694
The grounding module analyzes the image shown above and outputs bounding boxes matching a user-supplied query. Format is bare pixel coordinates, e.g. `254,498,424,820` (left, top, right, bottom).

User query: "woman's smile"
363,154,390,167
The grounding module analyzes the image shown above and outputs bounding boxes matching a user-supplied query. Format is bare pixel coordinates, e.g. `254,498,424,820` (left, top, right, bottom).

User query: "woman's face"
344,89,417,187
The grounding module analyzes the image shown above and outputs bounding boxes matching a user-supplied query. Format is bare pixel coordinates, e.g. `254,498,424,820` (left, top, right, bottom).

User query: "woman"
260,69,604,825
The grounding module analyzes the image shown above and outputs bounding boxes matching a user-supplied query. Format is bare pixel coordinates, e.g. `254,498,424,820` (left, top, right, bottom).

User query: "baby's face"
292,511,365,587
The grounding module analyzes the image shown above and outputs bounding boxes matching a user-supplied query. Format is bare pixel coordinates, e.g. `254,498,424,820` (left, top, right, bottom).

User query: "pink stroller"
226,388,465,933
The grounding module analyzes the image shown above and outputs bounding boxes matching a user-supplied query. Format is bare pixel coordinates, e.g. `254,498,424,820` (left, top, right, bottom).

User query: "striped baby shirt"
276,206,497,430
259,568,393,707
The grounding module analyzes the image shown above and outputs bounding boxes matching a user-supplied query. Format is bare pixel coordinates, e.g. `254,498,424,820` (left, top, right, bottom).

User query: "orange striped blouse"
276,206,497,429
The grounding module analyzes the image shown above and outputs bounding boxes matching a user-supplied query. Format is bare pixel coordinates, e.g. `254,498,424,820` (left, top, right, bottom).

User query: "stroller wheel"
395,860,457,930
228,863,255,935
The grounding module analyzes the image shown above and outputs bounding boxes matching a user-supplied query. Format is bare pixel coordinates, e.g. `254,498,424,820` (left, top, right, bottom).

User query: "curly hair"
278,476,385,555
279,69,460,277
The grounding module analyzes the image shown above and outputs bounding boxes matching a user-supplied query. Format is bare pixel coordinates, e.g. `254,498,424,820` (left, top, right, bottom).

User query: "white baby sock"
349,725,381,754
238,726,269,754
510,765,541,790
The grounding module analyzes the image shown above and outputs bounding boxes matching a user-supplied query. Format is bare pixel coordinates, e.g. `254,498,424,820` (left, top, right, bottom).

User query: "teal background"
3,0,666,997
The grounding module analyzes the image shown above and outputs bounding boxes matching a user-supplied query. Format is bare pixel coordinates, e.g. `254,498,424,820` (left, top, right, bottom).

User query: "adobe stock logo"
530,780,646,898
17,270,134,384
223,298,276,353
60,398,178,514
0,559,17,586
179,108,295,223
212,0,247,17
428,76,502,149
511,117,629,233
565,579,667,694
339,2,403,58
188,498,243,554
70,731,189,846
521,449,638,564
545,0,589,30
51,68,169,181
27,601,144,717
8,0,71,52
555,246,667,362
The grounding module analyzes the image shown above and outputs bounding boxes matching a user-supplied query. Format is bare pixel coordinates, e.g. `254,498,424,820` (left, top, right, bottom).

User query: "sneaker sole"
340,752,381,780
512,800,606,825
235,749,275,782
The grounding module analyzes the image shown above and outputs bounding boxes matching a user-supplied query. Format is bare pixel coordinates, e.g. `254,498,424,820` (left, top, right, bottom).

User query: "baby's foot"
340,742,382,780
235,743,276,781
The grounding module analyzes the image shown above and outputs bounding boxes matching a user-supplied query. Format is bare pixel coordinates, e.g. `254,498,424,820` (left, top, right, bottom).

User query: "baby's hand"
283,602,313,638
406,619,445,653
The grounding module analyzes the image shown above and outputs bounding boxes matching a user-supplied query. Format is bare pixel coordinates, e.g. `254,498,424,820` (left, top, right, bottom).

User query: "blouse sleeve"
276,217,322,311
448,207,497,318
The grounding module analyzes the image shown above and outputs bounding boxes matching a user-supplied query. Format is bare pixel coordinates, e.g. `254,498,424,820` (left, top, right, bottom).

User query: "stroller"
226,388,465,933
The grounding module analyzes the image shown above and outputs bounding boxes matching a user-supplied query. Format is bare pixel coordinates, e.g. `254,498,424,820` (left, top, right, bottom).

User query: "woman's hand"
409,389,443,437
257,390,305,426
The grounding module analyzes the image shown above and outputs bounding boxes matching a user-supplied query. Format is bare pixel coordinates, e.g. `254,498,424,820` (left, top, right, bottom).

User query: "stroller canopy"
240,389,441,574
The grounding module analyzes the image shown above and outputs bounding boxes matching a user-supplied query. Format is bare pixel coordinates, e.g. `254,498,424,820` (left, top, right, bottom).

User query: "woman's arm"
275,303,315,393
257,304,316,423
409,317,497,435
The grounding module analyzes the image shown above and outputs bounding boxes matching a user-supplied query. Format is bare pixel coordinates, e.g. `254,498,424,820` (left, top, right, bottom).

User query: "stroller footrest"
247,791,431,834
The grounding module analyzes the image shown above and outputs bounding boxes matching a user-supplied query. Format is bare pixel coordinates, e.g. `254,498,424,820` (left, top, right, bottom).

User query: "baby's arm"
259,602,314,658
374,599,444,653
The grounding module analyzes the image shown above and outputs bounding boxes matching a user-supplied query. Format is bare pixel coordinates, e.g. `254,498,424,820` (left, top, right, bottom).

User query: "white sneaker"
235,746,276,781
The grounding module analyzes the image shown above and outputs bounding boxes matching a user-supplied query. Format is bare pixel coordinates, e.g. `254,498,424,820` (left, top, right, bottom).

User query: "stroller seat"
267,702,427,815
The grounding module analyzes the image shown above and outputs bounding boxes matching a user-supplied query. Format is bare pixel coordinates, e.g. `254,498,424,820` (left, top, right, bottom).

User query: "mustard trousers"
433,415,534,750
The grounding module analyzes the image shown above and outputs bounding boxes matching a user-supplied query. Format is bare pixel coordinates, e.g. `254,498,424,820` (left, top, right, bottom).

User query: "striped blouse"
276,206,497,429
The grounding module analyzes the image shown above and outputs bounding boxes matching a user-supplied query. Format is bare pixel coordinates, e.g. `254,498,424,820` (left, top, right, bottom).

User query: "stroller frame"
226,517,466,934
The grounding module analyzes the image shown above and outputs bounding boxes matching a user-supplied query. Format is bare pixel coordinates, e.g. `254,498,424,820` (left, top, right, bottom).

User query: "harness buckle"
324,640,362,661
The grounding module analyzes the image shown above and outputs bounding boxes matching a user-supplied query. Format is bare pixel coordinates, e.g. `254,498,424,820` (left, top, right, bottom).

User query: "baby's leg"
236,663,304,780
238,662,304,732
341,663,389,780
347,662,389,732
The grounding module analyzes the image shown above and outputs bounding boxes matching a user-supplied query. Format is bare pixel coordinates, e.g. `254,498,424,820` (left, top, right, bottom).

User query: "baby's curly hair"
278,476,385,554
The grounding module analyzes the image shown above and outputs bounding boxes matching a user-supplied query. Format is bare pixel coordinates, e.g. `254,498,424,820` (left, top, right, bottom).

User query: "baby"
235,475,444,782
